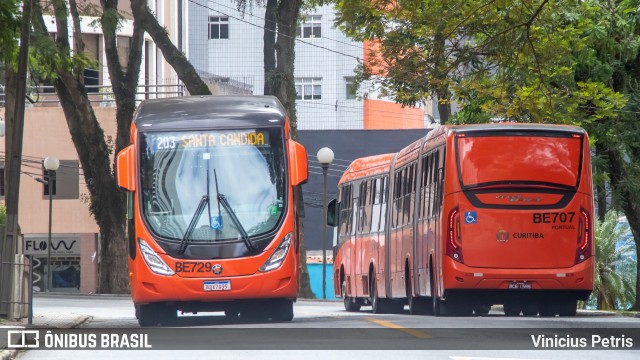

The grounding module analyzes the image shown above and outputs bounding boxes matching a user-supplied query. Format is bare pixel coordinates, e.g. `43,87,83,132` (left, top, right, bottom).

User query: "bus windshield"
456,132,582,188
139,128,286,242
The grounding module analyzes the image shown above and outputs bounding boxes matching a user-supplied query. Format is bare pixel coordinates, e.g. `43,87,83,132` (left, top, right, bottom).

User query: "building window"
209,16,229,39
42,160,80,200
345,77,357,100
117,36,131,72
295,78,322,100
82,33,101,93
297,15,321,38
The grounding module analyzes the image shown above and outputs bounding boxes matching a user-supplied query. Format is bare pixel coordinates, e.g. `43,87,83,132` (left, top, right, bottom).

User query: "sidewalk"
0,312,91,360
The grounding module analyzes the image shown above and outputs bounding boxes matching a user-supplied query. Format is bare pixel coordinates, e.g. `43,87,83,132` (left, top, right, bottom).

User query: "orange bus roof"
339,153,395,184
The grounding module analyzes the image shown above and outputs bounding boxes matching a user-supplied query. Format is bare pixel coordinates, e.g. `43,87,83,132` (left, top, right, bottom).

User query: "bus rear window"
456,133,583,188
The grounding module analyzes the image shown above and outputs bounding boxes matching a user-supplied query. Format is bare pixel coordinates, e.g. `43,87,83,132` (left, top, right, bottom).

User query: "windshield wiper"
210,169,255,252
217,193,256,251
177,195,209,254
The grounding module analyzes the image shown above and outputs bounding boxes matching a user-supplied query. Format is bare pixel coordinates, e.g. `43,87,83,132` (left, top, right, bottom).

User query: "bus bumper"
130,254,298,306
442,256,594,293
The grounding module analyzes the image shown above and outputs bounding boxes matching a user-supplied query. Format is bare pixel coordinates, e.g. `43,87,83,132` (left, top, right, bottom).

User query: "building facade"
1,0,187,294
188,0,431,129
1,1,435,295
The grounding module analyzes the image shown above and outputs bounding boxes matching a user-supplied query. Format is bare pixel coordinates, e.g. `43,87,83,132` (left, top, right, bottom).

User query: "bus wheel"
271,299,294,322
343,281,361,312
557,299,577,317
503,302,521,316
473,304,491,316
370,277,384,314
138,303,176,327
430,272,442,316
138,304,158,327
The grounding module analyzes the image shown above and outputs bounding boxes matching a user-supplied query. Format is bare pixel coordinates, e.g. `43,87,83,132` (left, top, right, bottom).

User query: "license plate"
203,280,231,291
508,281,532,289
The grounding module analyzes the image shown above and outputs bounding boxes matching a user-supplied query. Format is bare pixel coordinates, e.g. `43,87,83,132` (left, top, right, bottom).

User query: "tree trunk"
273,0,302,138
33,1,130,293
3,67,17,179
602,143,640,310
262,0,313,298
131,0,211,96
53,72,129,293
433,33,451,124
263,0,277,95
436,93,451,124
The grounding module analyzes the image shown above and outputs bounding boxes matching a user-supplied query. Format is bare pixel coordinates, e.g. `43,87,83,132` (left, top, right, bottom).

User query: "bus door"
389,169,404,297
419,149,441,296
355,180,370,297
377,176,389,292
350,191,359,296
369,177,383,296
416,154,430,296
454,131,587,270
384,156,397,299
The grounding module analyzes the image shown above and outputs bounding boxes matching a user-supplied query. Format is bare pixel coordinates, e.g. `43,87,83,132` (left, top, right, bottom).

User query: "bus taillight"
447,208,463,263
576,208,592,264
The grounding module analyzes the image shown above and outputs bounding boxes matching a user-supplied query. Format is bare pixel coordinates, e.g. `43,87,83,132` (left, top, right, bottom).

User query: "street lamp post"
43,156,60,292
317,147,334,300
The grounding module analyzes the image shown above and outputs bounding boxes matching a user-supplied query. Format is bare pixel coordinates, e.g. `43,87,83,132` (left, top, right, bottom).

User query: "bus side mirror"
289,140,308,186
117,145,136,191
327,199,338,227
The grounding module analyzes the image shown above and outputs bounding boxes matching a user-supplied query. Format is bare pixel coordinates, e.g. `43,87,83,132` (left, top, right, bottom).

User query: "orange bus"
116,96,308,326
331,123,594,316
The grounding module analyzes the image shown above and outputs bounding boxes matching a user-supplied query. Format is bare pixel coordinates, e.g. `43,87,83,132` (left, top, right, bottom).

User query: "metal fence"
0,83,186,108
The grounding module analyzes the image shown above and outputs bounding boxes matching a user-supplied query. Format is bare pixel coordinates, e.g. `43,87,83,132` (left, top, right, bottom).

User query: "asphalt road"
13,294,640,360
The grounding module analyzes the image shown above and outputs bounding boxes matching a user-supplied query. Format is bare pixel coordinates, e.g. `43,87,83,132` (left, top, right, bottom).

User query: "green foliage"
588,210,636,310
0,203,6,225
28,2,97,83
333,0,632,125
0,0,20,64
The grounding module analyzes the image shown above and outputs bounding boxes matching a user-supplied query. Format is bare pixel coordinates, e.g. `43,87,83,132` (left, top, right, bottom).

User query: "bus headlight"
259,232,292,272
139,239,175,276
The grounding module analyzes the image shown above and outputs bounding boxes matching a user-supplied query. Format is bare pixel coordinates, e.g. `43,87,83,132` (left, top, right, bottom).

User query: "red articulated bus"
116,96,308,326
330,123,594,316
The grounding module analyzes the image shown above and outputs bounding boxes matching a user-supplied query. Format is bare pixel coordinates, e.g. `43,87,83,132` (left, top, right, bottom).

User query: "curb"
34,292,130,298
0,350,16,360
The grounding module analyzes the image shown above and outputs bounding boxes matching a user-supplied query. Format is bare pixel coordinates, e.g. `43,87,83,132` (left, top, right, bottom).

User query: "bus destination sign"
151,130,270,151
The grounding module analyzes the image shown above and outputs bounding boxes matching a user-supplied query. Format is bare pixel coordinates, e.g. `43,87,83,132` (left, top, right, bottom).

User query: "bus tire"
138,303,176,327
370,276,384,314
138,304,159,327
343,281,361,312
473,304,491,316
271,299,294,322
429,269,442,316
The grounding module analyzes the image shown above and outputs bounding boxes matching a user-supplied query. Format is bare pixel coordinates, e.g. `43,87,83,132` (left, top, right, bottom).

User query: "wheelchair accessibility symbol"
464,211,477,224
